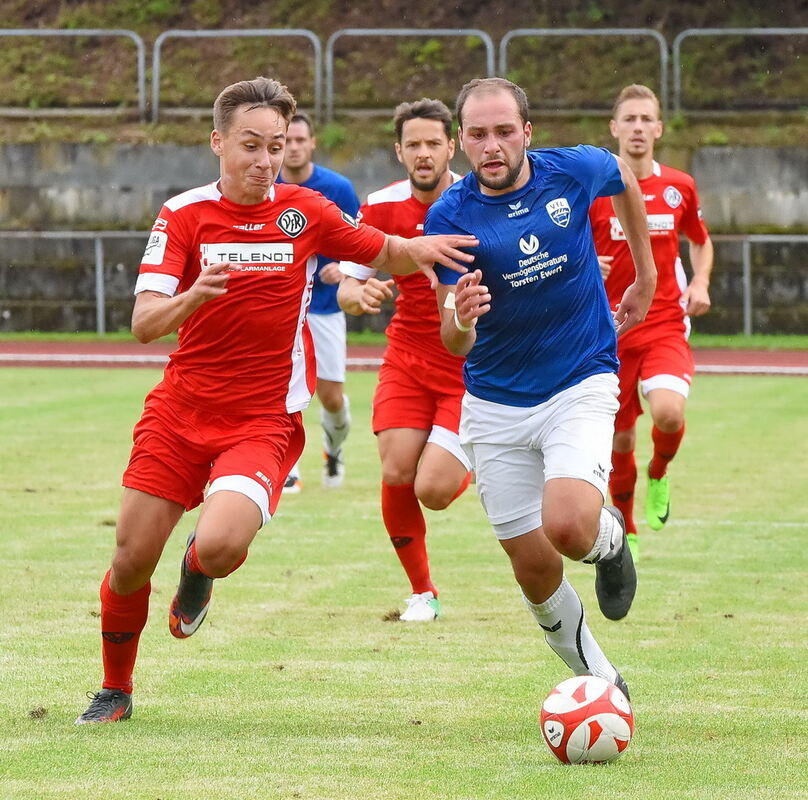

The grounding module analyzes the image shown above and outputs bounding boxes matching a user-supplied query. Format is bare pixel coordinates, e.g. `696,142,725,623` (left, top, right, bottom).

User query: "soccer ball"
540,675,634,764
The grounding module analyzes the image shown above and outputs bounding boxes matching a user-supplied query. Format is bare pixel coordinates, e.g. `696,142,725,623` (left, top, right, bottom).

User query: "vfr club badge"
545,198,571,228
277,208,308,238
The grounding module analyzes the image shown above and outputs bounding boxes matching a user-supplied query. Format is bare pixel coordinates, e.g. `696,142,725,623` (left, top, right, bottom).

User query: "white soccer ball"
540,675,634,764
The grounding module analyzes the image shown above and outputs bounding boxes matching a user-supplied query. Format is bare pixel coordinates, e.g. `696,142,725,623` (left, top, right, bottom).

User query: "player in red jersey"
338,99,472,622
75,78,478,724
589,84,713,560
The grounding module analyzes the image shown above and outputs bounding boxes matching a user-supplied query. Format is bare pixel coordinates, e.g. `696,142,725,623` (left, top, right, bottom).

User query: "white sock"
322,395,351,456
581,506,624,564
523,577,617,683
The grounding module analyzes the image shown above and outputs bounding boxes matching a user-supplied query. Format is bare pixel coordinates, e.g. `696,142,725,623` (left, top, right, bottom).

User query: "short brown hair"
290,110,315,135
455,77,529,127
213,77,296,132
612,84,661,119
393,98,453,141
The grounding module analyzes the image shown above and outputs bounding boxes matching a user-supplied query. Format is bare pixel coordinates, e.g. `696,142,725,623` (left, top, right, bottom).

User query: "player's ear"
457,131,464,152
210,130,223,157
394,142,403,164
524,121,532,147
609,119,618,139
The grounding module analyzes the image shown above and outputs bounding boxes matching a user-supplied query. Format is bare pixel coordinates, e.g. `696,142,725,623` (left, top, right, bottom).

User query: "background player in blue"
279,111,360,491
430,78,657,697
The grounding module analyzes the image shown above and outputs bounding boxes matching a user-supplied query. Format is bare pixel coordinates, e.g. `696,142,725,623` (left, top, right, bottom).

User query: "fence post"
742,238,752,336
94,237,106,335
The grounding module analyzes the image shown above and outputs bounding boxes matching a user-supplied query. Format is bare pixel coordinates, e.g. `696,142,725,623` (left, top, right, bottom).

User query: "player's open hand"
406,234,478,289
455,269,491,327
359,277,395,314
613,277,655,336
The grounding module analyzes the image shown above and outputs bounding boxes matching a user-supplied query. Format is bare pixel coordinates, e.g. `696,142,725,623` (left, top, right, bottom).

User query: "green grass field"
1,368,806,800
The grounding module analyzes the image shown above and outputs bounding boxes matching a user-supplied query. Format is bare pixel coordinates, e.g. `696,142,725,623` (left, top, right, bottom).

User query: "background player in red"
589,84,713,560
76,77,477,724
278,111,361,492
338,99,472,622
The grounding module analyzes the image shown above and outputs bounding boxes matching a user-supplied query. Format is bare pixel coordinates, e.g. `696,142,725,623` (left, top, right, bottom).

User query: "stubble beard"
475,147,526,192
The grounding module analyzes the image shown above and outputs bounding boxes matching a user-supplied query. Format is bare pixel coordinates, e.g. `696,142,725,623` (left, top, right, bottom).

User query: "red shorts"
372,347,466,435
123,382,304,518
615,331,695,432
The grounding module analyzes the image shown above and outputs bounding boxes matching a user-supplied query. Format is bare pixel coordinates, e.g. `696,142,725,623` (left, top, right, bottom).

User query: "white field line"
670,519,804,528
0,354,806,375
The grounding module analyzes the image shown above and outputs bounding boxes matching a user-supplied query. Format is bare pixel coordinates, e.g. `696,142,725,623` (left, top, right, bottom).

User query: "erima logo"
642,194,656,202
663,186,683,209
416,223,424,230
233,223,265,231
518,235,540,255
255,471,273,490
508,200,530,218
152,217,168,231
545,198,571,228
539,621,562,632
341,211,359,228
277,208,307,238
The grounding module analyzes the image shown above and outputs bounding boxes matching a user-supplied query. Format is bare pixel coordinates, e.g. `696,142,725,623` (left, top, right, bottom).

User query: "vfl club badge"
545,198,571,228
277,208,308,238
663,186,683,209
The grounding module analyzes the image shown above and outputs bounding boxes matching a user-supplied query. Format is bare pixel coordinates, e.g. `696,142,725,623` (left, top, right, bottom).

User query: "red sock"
100,570,150,694
649,424,685,480
448,470,473,505
609,450,638,534
381,481,435,596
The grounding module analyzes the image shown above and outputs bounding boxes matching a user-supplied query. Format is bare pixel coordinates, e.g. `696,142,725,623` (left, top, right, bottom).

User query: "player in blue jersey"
279,112,360,490
429,78,657,697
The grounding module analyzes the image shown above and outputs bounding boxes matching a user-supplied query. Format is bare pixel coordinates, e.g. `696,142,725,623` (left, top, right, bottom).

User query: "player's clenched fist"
359,277,395,314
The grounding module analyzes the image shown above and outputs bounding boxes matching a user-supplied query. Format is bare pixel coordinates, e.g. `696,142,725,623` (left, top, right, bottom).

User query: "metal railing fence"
499,28,669,115
324,28,496,121
1,231,806,336
673,28,808,113
151,29,322,123
0,29,146,120
2,27,807,120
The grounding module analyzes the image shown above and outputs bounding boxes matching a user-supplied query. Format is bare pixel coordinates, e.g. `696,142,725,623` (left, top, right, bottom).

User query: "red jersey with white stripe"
341,176,465,373
589,161,709,344
136,181,385,415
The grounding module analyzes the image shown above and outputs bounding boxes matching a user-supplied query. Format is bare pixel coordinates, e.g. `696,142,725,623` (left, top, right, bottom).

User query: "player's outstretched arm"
338,275,395,316
610,157,657,336
371,233,478,288
131,261,230,342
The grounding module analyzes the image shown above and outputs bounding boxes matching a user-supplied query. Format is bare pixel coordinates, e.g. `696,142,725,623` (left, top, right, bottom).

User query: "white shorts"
308,312,347,383
427,424,473,471
460,373,619,539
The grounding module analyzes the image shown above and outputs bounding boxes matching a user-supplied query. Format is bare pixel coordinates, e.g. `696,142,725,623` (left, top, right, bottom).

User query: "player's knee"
110,544,159,591
654,408,685,432
415,483,451,511
196,538,248,578
542,514,593,560
382,466,417,486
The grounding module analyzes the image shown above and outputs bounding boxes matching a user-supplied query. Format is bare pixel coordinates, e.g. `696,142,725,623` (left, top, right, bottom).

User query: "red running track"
0,341,806,375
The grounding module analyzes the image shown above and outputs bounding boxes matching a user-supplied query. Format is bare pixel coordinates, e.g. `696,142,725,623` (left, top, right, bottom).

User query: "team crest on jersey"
341,211,359,228
277,208,308,238
663,186,683,209
518,235,540,255
545,198,571,228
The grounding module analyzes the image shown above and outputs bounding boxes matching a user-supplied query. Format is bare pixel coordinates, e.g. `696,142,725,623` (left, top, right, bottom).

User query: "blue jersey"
429,146,624,407
277,164,360,314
